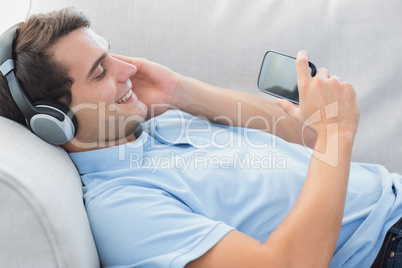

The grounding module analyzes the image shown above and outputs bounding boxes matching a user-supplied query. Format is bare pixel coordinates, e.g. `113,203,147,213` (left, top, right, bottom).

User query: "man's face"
52,27,147,151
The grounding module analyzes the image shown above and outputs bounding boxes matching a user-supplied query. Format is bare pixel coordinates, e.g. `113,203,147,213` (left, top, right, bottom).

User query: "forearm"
187,132,354,268
173,76,316,147
264,132,354,267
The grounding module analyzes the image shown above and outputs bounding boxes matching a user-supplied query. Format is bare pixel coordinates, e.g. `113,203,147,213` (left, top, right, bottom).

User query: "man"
0,7,400,267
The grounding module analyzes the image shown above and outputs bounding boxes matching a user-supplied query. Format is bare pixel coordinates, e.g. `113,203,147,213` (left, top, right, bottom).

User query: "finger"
315,67,330,79
275,98,301,122
111,53,128,61
112,54,146,71
331,75,342,82
112,54,141,65
295,50,312,86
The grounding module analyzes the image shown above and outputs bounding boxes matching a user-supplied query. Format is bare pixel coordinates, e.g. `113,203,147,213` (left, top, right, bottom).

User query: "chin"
119,116,143,136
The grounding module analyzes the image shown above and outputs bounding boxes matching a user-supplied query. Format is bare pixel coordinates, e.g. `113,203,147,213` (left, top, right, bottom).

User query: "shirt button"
390,251,395,258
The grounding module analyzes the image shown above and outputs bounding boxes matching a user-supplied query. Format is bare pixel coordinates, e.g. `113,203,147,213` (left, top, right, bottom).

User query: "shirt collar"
69,131,149,175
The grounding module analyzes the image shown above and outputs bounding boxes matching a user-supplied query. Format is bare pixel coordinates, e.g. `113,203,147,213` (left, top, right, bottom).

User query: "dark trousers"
372,218,402,267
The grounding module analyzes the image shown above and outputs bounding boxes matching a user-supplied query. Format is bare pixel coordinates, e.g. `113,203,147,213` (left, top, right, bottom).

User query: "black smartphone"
257,51,317,104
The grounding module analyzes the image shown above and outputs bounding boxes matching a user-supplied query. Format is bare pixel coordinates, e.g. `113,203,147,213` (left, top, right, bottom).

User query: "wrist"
315,129,355,148
312,129,355,167
172,75,200,110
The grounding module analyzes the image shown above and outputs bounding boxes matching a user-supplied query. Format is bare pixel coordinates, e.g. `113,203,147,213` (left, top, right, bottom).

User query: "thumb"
275,99,301,122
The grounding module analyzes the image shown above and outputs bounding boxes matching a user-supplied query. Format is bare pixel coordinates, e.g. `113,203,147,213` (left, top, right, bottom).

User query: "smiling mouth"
117,89,133,104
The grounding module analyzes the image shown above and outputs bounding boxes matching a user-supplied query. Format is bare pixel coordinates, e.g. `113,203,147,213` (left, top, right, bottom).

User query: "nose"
114,58,137,83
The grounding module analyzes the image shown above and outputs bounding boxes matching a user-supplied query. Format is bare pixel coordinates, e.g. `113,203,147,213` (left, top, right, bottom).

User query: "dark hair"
0,7,90,125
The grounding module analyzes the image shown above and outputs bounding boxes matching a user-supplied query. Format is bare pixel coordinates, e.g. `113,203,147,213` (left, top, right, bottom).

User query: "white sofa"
1,0,401,267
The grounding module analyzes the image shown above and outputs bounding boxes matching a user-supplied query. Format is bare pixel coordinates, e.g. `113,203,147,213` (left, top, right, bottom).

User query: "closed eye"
95,68,107,80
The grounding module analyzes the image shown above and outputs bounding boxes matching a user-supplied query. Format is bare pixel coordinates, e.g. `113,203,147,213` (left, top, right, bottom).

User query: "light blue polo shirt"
69,110,402,268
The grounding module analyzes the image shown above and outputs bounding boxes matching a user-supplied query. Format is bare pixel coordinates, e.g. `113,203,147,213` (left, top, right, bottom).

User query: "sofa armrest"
0,117,99,268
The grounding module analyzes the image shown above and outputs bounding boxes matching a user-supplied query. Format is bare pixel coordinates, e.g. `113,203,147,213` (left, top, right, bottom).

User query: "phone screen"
257,51,316,104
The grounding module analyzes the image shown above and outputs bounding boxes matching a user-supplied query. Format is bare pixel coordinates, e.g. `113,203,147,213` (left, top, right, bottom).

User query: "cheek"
75,81,117,104
91,84,117,104
102,84,118,103
74,106,116,137
74,107,98,127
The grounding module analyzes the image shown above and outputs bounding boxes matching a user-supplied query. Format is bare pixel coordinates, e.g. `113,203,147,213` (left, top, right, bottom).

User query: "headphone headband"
0,23,78,145
0,24,18,65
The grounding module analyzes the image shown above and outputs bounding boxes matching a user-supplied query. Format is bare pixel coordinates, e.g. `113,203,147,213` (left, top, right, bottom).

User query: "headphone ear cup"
0,24,78,145
30,100,78,145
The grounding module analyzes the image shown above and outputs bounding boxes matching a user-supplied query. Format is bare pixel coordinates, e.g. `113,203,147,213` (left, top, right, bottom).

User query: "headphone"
0,24,78,145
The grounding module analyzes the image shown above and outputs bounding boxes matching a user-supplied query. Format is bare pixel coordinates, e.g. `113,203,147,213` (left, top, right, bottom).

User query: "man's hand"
276,50,360,140
112,55,183,119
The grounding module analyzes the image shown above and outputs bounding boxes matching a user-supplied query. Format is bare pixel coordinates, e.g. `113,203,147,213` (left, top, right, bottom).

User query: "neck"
62,132,137,153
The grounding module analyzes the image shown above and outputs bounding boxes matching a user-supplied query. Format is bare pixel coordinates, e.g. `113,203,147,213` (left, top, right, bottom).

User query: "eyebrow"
87,52,107,80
